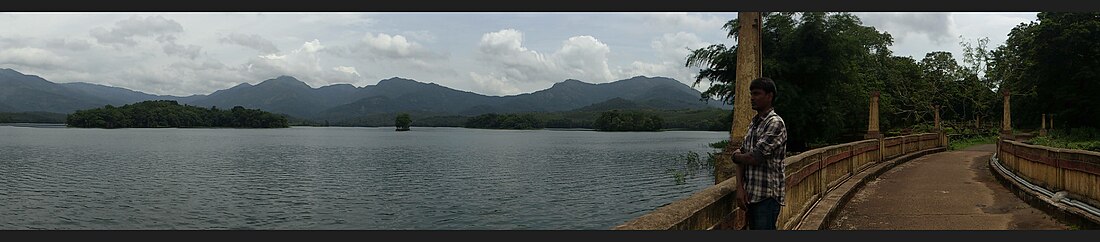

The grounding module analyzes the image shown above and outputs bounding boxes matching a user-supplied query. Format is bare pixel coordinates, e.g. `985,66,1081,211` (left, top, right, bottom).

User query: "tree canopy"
66,100,289,128
686,12,1011,150
987,12,1100,129
395,113,412,131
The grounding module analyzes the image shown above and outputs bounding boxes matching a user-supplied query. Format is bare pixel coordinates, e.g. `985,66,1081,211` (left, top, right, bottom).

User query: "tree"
685,12,895,150
395,113,412,131
987,12,1100,130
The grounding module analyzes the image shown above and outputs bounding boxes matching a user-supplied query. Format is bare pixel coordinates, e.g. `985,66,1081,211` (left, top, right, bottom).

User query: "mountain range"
0,68,730,122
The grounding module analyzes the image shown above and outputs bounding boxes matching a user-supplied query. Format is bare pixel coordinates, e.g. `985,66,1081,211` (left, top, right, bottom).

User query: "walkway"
827,144,1069,230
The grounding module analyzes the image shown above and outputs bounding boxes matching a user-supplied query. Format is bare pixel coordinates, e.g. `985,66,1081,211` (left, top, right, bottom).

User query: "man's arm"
732,118,786,166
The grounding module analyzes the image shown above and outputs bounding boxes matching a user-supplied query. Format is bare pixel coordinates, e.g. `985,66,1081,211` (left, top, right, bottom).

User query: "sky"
0,12,1038,97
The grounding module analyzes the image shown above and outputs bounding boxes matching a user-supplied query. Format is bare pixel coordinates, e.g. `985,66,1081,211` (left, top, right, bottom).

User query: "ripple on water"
0,127,722,229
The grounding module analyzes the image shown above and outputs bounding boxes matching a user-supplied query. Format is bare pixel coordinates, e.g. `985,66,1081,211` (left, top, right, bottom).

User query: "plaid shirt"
739,108,787,205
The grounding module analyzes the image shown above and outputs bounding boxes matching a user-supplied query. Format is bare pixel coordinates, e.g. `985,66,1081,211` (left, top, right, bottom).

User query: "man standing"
730,77,787,230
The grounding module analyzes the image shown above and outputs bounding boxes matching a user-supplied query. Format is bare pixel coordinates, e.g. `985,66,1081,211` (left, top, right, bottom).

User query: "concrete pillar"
716,12,762,185
934,105,945,147
1040,114,1047,136
1001,89,1013,140
865,91,881,139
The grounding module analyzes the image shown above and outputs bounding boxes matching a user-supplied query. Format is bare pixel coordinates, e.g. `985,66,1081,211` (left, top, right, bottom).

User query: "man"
730,77,787,230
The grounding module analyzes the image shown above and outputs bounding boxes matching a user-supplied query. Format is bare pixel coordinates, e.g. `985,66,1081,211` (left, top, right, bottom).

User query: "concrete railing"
997,139,1100,210
615,132,945,230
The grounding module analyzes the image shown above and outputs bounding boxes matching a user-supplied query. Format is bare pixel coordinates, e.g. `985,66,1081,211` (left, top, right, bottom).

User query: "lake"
0,126,724,229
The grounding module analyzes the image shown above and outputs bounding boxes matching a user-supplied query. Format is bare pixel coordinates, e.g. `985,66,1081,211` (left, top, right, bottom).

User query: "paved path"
827,144,1069,230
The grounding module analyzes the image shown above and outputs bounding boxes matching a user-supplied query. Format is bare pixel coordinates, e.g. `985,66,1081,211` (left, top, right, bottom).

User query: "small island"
66,100,289,128
395,113,412,131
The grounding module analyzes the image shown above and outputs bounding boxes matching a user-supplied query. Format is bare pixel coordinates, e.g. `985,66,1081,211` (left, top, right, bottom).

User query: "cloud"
90,15,184,46
468,71,522,96
242,39,367,87
554,36,613,81
855,13,954,45
641,13,728,33
469,29,622,95
0,47,70,69
219,33,280,54
333,66,361,77
651,32,711,62
328,32,444,62
44,38,93,51
163,42,202,59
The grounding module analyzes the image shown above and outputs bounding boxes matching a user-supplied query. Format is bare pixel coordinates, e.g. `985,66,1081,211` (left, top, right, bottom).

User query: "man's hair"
749,77,777,102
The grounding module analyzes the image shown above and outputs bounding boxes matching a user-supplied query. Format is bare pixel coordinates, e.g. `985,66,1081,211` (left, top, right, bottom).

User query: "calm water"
0,126,723,229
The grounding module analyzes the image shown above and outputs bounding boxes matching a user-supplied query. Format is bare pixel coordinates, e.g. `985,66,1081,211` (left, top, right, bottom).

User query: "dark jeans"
746,197,780,230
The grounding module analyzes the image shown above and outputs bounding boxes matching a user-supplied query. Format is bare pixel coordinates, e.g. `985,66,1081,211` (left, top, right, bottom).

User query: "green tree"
395,113,412,131
988,12,1100,130
685,12,895,150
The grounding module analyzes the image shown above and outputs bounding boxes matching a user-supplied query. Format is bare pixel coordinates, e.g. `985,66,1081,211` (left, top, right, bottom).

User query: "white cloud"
474,29,616,90
0,47,70,69
651,32,711,62
361,33,428,58
333,66,361,77
325,32,444,63
468,71,522,96
555,36,614,82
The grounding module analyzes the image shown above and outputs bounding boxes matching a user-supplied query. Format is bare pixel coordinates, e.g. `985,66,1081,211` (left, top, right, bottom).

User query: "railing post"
1040,114,1047,136
866,91,884,162
1001,89,1013,140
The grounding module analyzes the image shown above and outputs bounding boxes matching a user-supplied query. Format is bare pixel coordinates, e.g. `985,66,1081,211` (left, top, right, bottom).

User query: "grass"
1027,127,1100,152
949,134,998,150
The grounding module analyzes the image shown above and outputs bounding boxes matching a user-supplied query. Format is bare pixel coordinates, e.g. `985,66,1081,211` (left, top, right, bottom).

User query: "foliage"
337,108,730,131
988,12,1100,130
0,112,67,123
593,110,663,131
949,134,997,151
66,100,289,128
685,12,1010,152
395,113,412,130
464,113,545,129
1028,127,1100,152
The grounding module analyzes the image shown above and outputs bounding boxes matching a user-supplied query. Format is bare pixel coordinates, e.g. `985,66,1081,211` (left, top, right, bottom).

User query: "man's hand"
736,183,749,209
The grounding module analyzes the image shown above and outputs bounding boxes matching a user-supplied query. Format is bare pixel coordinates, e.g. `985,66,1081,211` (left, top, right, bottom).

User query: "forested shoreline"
66,100,288,128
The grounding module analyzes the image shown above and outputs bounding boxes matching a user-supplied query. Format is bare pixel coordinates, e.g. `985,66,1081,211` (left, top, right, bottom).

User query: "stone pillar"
1040,114,1047,136
1001,90,1013,140
716,12,762,185
1050,114,1054,131
934,105,946,147
865,92,881,139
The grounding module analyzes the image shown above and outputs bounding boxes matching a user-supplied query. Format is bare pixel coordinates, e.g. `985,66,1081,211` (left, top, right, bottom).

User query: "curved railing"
615,133,945,230
997,140,1100,211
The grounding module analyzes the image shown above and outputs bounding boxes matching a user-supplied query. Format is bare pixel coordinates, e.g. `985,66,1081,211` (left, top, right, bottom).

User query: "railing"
615,133,945,230
997,139,1100,210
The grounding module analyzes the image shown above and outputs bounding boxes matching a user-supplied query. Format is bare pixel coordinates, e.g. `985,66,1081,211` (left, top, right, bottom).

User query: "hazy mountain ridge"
0,68,730,123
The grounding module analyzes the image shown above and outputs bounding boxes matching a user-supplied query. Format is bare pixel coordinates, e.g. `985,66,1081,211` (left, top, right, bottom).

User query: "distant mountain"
315,77,499,121
188,76,334,118
61,82,204,105
0,68,198,114
0,67,731,123
495,76,727,112
0,68,114,113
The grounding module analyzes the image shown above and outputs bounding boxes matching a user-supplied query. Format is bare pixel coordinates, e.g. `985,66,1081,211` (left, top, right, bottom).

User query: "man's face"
750,88,771,111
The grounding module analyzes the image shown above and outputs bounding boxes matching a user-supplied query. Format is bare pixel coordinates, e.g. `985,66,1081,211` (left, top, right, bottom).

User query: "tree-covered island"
66,100,289,128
